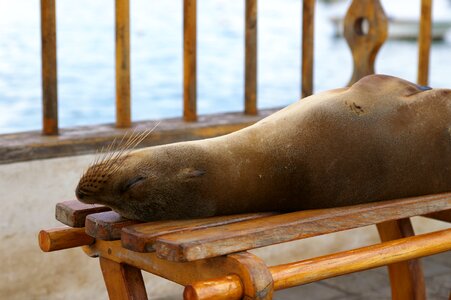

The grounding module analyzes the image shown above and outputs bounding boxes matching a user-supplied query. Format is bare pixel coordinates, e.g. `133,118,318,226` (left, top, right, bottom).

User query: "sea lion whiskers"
77,123,159,200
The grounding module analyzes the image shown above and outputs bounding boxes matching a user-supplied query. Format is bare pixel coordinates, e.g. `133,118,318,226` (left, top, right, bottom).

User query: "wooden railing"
1,0,433,163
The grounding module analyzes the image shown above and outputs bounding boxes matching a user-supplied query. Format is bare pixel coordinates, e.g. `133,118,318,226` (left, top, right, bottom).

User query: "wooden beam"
41,0,58,135
115,0,131,128
417,0,432,86
244,0,257,114
0,109,276,164
184,0,197,121
301,0,315,98
38,227,94,252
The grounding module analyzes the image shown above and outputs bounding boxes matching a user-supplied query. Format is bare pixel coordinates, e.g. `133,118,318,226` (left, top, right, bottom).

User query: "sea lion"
76,75,451,221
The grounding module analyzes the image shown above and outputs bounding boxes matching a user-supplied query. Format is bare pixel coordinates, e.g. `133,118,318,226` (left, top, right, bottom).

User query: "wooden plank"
41,0,58,135
154,192,451,261
301,0,315,98
423,209,451,223
85,211,139,240
99,257,148,300
115,0,131,128
38,226,94,252
184,228,451,299
55,200,111,227
121,212,275,252
377,219,426,300
184,0,197,122
244,0,257,115
0,108,276,164
417,0,432,86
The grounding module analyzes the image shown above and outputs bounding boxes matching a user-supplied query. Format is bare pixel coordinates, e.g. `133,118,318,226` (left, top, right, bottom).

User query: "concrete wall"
0,155,449,299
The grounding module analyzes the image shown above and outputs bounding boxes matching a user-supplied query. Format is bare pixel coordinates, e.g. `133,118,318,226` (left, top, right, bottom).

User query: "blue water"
1,0,451,133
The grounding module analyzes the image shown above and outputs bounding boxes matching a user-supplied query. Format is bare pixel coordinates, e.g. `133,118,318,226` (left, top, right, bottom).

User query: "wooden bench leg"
99,256,148,300
377,218,426,300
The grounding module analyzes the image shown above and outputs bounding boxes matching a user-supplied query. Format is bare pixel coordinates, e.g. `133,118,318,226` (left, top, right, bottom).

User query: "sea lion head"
76,135,211,221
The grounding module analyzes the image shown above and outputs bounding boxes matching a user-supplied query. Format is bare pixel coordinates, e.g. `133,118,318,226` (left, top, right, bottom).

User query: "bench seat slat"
154,192,451,262
56,200,111,227
85,211,140,240
121,212,276,252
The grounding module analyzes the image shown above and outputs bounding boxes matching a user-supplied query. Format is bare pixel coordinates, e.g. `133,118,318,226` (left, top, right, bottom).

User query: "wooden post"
245,0,257,115
417,0,432,86
41,0,58,135
115,0,131,128
301,0,315,98
377,219,426,300
99,257,148,300
184,0,197,122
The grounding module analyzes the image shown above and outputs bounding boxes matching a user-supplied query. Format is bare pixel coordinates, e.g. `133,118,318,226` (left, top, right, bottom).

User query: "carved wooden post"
343,0,388,85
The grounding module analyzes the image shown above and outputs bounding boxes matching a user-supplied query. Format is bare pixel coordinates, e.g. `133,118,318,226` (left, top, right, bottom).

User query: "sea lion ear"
178,167,206,179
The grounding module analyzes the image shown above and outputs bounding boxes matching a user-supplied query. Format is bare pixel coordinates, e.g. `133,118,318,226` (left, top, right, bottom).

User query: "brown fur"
76,75,451,221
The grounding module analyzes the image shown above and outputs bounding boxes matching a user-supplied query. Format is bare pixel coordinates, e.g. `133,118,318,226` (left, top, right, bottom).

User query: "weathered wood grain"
55,200,110,227
85,211,139,240
38,226,94,252
0,109,275,164
41,0,58,135
99,257,148,300
154,193,451,262
184,228,451,300
115,0,131,128
121,212,275,252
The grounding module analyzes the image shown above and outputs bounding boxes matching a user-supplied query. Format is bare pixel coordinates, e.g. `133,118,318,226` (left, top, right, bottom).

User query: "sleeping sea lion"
75,75,451,221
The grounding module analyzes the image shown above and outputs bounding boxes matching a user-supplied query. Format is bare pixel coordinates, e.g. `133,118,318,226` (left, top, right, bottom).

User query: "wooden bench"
39,193,451,299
